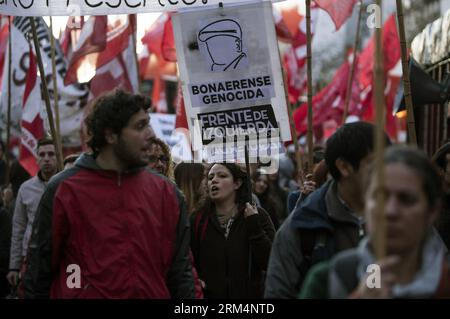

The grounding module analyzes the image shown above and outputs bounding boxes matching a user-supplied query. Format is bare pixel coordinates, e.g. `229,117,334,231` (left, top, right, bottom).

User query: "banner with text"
173,1,290,161
0,0,282,17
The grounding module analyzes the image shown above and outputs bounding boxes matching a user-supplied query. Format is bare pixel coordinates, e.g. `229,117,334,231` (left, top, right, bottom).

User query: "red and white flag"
314,0,358,31
88,15,138,101
60,16,85,60
0,17,88,150
64,15,107,85
282,5,319,104
19,44,44,176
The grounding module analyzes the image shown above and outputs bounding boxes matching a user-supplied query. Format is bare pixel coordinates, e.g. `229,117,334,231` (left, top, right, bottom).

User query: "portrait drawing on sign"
198,18,248,72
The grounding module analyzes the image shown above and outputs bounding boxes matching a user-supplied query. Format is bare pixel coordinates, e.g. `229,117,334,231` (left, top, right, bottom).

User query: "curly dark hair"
196,163,251,214
85,90,151,154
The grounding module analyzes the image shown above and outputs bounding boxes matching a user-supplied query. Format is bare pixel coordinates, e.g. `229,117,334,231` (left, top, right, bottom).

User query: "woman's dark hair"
174,162,205,214
325,122,391,181
432,141,450,170
197,163,250,214
85,90,151,154
372,146,442,209
252,169,271,197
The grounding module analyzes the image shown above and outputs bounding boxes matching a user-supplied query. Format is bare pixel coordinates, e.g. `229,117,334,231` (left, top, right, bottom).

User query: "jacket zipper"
118,172,122,187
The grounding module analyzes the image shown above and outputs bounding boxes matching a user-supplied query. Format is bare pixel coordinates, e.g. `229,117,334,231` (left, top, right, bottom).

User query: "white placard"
173,1,290,155
150,114,193,162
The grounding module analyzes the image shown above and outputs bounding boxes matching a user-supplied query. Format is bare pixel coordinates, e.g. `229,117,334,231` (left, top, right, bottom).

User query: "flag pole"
342,1,364,124
276,34,305,184
244,136,254,205
49,16,64,164
129,15,141,94
396,0,417,146
30,17,63,171
283,69,305,185
5,17,12,185
305,0,314,175
374,0,386,260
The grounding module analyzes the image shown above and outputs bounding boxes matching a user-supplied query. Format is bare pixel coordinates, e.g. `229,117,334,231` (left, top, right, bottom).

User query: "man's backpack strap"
299,229,332,278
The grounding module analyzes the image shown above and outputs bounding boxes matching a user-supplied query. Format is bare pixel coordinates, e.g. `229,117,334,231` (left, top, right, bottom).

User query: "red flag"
175,85,188,129
140,13,176,63
162,15,176,62
272,5,294,42
19,44,44,176
356,14,401,139
64,16,107,85
314,0,358,31
294,58,360,139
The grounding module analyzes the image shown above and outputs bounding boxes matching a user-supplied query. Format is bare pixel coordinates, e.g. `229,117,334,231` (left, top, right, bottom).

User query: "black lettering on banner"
106,0,121,8
198,104,278,144
168,0,178,4
13,52,29,86
182,0,197,4
85,0,103,8
18,0,33,9
124,0,141,8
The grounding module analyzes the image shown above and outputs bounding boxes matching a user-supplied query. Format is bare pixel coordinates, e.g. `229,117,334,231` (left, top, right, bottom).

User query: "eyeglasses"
148,155,170,164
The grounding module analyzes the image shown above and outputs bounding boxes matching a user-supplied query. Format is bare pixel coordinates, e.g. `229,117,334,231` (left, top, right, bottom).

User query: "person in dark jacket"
191,163,275,298
24,90,195,299
264,122,391,298
432,141,450,249
300,146,450,299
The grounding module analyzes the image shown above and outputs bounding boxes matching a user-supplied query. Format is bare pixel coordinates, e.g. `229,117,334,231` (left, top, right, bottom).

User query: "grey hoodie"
329,230,447,298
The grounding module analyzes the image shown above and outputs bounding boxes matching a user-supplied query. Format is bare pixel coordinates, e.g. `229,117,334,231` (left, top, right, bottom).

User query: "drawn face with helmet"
198,18,247,72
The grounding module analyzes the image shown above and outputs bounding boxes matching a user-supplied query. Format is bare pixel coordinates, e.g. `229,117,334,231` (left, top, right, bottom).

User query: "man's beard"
113,137,147,169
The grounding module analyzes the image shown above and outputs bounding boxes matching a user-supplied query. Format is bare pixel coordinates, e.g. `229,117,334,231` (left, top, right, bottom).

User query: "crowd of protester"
0,90,449,299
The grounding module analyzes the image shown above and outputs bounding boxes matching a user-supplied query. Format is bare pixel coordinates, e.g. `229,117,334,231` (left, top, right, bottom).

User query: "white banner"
0,17,89,147
173,1,290,153
0,0,283,17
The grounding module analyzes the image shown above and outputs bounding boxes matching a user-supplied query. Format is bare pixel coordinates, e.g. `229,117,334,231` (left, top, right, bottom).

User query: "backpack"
298,228,335,281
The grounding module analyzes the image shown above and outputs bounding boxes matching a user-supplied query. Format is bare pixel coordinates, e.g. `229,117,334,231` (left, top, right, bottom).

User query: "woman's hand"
301,174,317,196
244,202,258,218
2,185,13,207
351,256,400,299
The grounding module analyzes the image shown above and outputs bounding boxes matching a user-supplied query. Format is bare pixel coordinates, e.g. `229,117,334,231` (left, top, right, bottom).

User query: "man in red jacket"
24,90,195,298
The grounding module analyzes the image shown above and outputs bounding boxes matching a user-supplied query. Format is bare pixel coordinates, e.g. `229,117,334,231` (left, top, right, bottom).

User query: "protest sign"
150,113,192,162
173,1,290,162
